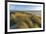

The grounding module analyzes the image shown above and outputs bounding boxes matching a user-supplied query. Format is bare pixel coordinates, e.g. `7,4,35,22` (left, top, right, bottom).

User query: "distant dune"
10,10,41,16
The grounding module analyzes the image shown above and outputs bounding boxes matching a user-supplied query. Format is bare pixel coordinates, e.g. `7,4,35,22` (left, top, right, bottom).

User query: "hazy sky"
9,4,42,11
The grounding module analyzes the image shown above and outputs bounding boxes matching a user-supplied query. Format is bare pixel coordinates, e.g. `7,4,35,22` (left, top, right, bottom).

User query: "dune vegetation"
10,11,41,29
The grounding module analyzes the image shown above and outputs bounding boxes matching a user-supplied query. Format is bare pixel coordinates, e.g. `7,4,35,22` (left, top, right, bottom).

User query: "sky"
9,4,42,11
